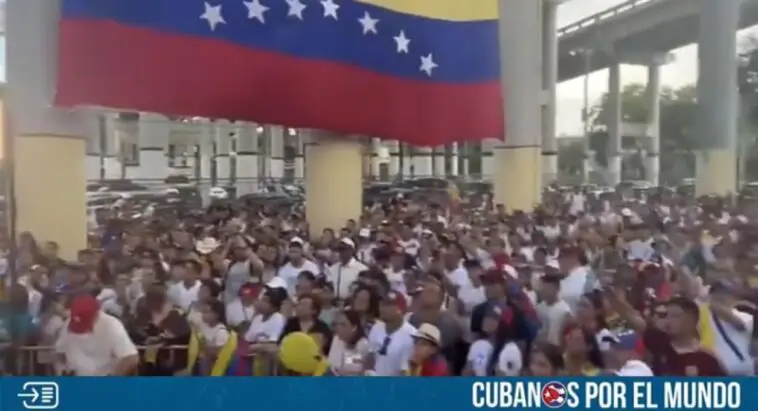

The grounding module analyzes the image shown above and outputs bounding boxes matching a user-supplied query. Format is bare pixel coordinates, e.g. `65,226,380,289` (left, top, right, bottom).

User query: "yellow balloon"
278,332,321,374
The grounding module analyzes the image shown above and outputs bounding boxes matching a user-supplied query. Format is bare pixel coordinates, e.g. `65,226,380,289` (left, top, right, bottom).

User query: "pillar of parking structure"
412,147,433,177
265,126,285,180
304,132,363,237
607,61,623,186
235,123,259,195
214,120,234,185
494,0,542,211
696,0,740,196
541,0,559,185
7,0,87,259
136,113,171,180
645,62,662,186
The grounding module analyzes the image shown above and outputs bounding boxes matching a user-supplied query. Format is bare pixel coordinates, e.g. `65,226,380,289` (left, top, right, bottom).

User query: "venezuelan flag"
57,0,502,145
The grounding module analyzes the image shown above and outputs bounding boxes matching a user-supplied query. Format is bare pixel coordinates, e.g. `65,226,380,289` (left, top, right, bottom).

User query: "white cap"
339,237,356,249
358,228,371,238
267,277,287,290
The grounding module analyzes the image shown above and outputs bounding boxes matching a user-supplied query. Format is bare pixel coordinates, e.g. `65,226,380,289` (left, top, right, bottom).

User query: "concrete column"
400,143,414,177
388,140,401,178
696,0,739,196
305,132,363,237
450,143,460,177
266,126,285,179
412,147,433,177
294,132,305,180
370,138,382,178
101,113,122,179
433,146,446,177
494,0,542,211
214,120,234,185
541,0,559,185
7,0,87,259
198,119,214,182
136,113,170,180
236,123,259,195
607,62,623,186
645,63,661,186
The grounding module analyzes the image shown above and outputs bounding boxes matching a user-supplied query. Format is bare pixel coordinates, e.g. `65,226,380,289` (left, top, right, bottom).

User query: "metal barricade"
3,345,281,376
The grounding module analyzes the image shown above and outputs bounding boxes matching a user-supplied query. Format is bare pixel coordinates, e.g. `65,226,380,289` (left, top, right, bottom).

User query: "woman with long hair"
528,343,565,377
347,285,380,334
328,309,370,375
563,324,604,376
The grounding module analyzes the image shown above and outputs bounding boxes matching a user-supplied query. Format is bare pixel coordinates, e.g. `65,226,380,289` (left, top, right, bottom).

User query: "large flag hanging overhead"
57,0,502,146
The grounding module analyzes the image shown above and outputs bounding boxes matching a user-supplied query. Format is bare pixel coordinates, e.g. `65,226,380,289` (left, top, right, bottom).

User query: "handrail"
557,0,660,37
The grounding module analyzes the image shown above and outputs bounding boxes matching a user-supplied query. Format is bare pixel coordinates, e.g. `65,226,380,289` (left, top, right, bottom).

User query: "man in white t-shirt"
55,294,139,376
367,291,416,376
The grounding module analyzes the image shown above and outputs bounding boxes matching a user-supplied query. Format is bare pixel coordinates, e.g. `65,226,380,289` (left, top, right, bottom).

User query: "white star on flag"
321,0,340,19
420,54,437,76
358,12,379,35
393,30,410,54
200,2,225,31
243,0,269,23
286,0,306,20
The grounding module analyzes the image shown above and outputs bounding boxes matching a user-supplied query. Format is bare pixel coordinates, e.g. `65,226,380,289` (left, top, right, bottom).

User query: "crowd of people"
0,185,756,377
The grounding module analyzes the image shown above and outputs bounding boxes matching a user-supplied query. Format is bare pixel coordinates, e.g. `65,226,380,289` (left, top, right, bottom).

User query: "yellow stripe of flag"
357,0,498,22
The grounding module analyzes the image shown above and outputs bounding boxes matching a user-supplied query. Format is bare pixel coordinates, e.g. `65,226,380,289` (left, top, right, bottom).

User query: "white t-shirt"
201,323,230,348
711,309,754,376
225,299,256,328
367,321,416,376
466,340,523,376
559,266,590,312
466,339,494,376
167,280,202,311
616,359,654,376
244,312,285,343
328,336,371,374
536,299,572,345
496,342,523,376
277,259,320,296
55,312,138,376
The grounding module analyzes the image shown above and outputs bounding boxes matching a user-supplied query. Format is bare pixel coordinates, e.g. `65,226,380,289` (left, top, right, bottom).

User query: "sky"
0,0,752,136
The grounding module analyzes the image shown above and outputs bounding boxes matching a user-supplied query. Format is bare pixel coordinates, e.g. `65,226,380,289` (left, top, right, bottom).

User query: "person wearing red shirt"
408,323,450,376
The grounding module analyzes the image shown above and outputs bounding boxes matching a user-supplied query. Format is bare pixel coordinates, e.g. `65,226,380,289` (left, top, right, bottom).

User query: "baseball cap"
610,330,640,351
380,291,408,312
338,238,356,249
68,294,100,334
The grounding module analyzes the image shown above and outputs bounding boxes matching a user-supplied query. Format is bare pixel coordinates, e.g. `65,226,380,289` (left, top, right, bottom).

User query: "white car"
209,186,229,200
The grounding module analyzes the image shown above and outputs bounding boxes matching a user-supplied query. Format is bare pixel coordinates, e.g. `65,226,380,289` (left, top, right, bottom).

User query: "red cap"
239,282,262,299
382,291,408,312
69,294,100,334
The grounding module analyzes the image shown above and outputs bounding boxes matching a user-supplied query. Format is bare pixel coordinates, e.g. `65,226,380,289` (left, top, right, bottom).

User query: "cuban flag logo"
541,382,567,408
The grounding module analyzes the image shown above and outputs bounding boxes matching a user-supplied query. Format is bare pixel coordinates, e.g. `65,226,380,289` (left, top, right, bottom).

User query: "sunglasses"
654,310,667,319
377,336,392,356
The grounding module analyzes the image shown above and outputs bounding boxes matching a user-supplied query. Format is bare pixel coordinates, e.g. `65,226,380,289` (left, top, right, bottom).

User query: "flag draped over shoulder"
56,0,503,145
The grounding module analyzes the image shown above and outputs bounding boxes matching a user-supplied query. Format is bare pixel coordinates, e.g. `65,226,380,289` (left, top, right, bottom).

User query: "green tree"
558,140,584,176
586,83,698,183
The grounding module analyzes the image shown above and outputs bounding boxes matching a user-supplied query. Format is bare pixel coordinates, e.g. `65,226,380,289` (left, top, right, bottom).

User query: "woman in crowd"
562,324,604,376
328,309,370,375
129,284,191,376
528,343,566,376
281,293,332,354
347,285,380,334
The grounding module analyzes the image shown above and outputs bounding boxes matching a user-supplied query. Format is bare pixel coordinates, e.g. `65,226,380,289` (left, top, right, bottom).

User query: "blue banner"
0,378,755,411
